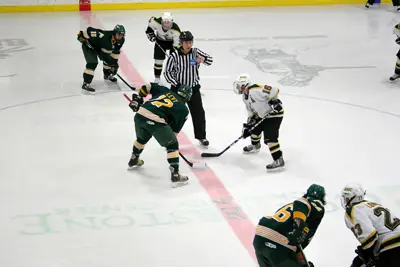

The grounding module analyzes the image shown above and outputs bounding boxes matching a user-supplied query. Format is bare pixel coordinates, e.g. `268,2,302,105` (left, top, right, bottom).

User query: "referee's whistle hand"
196,56,205,64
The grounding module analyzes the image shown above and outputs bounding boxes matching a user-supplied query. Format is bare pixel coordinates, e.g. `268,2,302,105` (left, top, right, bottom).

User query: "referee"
164,31,213,147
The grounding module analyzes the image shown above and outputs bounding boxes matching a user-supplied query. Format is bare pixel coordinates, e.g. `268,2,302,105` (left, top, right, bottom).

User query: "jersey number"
374,207,400,231
351,223,363,238
90,31,104,38
269,204,293,223
150,95,173,108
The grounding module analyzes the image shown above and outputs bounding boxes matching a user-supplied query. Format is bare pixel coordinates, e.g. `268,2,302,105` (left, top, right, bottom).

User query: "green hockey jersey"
136,83,189,133
82,26,124,64
255,197,325,252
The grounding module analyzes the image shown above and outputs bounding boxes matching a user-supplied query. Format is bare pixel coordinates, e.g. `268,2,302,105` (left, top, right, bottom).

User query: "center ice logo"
0,38,33,78
231,44,376,87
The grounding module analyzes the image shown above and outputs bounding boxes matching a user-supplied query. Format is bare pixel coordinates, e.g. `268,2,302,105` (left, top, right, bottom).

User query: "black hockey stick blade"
200,117,269,158
201,136,243,158
117,73,136,91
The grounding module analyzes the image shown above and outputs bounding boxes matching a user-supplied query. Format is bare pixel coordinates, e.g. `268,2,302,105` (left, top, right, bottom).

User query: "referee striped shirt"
164,47,213,87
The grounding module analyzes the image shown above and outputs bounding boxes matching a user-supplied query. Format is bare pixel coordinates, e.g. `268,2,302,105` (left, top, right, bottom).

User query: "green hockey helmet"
305,184,326,205
177,85,192,102
113,24,126,35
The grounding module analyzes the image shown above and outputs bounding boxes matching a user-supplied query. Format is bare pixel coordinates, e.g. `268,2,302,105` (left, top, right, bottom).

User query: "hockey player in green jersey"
127,83,192,187
77,24,125,94
253,184,326,267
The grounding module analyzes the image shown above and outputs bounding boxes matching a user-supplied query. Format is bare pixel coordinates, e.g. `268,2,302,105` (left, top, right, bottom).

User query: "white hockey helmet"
233,73,251,94
340,183,366,210
161,12,173,29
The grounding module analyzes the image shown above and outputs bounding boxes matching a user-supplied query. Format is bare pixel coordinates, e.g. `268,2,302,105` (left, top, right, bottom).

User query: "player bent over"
233,73,285,171
145,12,181,83
253,184,326,267
341,183,400,267
77,24,125,94
127,83,192,188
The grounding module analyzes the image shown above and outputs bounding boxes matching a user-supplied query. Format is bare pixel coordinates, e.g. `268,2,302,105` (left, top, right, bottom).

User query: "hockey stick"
297,245,311,267
123,94,206,169
117,73,136,91
178,151,207,169
200,116,268,158
83,42,134,91
155,41,169,58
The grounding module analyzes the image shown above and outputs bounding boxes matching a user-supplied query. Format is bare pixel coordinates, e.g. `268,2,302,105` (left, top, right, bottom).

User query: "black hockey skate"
266,157,285,172
104,74,117,83
243,143,261,153
198,139,209,147
390,74,400,81
170,167,188,188
82,82,95,94
127,153,144,170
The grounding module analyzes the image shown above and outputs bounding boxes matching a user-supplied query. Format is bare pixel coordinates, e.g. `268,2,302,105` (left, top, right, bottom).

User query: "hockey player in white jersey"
233,73,285,171
145,12,181,83
390,23,400,82
341,183,400,267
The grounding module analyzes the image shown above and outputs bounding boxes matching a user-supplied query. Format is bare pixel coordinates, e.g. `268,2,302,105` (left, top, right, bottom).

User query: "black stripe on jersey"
164,47,212,87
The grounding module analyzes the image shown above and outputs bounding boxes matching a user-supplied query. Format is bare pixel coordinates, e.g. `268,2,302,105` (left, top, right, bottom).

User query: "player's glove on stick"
351,246,377,267
242,117,258,138
269,99,283,114
77,31,93,49
129,94,144,112
288,220,309,245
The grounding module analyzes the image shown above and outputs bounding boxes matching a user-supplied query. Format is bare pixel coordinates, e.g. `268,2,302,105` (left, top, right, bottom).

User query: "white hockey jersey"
147,17,181,48
242,84,283,119
344,201,400,253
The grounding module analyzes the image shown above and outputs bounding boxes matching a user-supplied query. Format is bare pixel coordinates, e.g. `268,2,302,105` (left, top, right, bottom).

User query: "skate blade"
127,164,144,170
199,143,209,149
81,89,95,95
243,149,260,154
171,181,189,188
266,166,285,173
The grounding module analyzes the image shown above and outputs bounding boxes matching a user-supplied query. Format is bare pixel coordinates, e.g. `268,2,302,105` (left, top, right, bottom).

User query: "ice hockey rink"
1,4,400,267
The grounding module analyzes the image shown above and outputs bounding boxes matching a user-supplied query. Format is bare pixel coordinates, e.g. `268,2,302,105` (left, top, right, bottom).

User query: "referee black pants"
171,84,206,139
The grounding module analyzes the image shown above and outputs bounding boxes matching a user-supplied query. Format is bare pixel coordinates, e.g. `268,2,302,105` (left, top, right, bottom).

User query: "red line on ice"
80,12,256,263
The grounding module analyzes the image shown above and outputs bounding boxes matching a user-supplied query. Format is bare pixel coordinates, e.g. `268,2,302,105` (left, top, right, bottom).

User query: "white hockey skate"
266,157,285,172
154,76,160,84
243,143,261,153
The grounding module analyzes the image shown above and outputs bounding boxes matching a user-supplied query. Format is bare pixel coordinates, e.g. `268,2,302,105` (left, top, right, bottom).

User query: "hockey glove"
396,37,400,45
129,94,144,112
146,32,156,42
171,83,182,94
353,246,378,267
77,31,86,43
269,99,283,114
242,117,259,138
110,63,119,75
288,220,310,245
77,31,94,49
